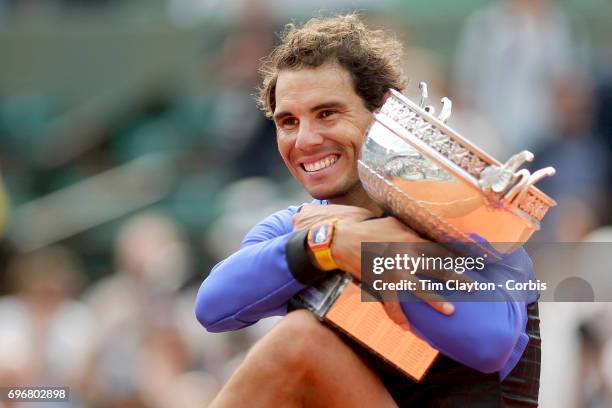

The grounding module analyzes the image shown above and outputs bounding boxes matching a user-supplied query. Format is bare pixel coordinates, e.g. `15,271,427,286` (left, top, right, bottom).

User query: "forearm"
195,232,307,332
401,248,534,376
402,299,526,374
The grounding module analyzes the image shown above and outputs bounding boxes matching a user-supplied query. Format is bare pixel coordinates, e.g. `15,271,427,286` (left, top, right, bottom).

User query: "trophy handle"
504,167,557,207
503,169,531,205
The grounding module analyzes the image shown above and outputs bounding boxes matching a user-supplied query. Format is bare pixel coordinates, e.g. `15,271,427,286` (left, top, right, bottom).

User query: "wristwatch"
307,218,339,271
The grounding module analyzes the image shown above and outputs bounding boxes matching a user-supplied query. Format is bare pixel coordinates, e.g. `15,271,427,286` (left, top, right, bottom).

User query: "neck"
327,186,384,216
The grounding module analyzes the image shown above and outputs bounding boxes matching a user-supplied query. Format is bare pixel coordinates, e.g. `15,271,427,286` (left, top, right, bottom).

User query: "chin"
307,183,353,201
305,185,337,200
307,189,335,200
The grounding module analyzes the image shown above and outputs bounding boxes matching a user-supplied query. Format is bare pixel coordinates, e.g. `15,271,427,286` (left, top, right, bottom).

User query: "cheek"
276,135,295,167
352,120,370,155
339,131,365,160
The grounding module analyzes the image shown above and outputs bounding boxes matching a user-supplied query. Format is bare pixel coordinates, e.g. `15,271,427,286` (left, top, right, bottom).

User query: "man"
196,14,540,407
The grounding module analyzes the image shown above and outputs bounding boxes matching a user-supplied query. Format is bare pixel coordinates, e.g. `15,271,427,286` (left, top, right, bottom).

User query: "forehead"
274,63,362,112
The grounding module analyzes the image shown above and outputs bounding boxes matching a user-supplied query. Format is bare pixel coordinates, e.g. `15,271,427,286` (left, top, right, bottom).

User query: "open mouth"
300,154,339,173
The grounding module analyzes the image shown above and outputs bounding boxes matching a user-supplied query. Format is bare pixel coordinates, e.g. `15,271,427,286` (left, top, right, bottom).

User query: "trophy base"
291,273,438,382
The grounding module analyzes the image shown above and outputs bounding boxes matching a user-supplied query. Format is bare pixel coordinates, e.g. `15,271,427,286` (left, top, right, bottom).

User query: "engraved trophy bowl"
358,87,557,257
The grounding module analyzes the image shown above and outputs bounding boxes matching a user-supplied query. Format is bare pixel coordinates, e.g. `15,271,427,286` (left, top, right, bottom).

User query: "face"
273,63,374,201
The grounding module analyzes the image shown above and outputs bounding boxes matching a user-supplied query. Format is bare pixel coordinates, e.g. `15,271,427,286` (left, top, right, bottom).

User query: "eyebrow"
273,101,347,122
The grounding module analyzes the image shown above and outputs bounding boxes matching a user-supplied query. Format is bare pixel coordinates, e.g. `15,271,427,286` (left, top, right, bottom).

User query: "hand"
331,217,421,279
381,278,456,331
292,204,375,231
331,217,471,322
380,275,457,331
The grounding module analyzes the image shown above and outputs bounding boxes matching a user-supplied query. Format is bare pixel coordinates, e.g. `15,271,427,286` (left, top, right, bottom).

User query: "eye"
279,117,299,129
319,110,337,119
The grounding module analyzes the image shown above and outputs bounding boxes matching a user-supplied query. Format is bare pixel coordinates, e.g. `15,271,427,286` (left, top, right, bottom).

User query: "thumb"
382,301,411,331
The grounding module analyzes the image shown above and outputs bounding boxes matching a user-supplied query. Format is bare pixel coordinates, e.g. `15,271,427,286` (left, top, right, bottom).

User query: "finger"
427,300,455,315
412,290,455,315
292,213,303,228
382,301,411,331
298,204,312,213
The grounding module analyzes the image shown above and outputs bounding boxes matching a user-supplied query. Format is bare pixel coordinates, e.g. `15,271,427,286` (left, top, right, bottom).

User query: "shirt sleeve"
195,203,533,379
195,206,315,332
401,247,534,379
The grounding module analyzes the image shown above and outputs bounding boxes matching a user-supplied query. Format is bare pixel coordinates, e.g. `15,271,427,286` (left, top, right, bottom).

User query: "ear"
374,90,392,113
382,90,392,104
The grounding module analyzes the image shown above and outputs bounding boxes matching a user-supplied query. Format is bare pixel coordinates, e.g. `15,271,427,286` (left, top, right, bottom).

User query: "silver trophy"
292,85,557,380
358,85,556,257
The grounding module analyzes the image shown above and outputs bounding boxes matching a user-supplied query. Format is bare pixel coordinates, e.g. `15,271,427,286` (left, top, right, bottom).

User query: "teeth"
304,155,337,172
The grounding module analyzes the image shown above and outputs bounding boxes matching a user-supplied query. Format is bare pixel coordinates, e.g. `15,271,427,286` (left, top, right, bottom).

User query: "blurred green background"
0,1,611,407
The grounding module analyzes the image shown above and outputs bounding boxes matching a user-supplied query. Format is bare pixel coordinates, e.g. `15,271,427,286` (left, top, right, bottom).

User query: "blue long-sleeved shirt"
195,201,537,380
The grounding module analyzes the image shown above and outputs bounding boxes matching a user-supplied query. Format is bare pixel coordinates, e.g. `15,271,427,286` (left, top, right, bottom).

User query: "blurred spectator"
136,322,219,408
82,212,191,404
430,61,509,160
593,34,612,225
529,72,608,241
205,177,307,259
576,307,612,408
0,246,93,397
81,212,238,406
86,211,190,327
205,3,287,180
453,0,588,155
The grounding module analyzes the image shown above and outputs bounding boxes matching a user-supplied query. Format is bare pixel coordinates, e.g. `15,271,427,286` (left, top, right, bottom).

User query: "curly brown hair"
258,13,406,117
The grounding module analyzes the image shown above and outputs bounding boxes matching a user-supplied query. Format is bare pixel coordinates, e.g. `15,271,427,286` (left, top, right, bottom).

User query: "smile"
301,155,339,173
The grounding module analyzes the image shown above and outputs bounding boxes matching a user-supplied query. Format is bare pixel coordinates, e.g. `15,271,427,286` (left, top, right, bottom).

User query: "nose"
295,120,324,151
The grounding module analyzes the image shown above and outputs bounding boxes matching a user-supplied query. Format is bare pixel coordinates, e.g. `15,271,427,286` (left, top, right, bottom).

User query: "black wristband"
285,229,329,285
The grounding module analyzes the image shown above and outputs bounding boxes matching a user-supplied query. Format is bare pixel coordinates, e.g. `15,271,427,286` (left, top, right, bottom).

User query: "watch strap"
286,229,328,284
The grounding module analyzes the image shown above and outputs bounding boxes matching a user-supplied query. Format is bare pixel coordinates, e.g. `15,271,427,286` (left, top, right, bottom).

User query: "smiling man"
273,64,373,204
195,14,541,407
